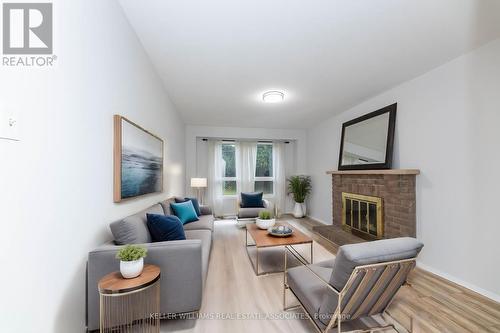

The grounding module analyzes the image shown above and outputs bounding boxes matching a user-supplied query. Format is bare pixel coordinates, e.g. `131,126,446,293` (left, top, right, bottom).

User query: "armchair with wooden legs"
284,237,423,333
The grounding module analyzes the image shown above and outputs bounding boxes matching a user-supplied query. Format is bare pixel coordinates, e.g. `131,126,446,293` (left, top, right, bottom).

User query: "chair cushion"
240,192,264,208
170,201,200,225
183,214,214,232
287,264,337,329
146,214,186,242
175,197,202,216
238,207,266,218
329,237,424,292
110,204,163,244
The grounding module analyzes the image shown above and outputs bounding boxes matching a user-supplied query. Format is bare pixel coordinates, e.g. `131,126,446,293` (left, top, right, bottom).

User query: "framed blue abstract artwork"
114,115,163,202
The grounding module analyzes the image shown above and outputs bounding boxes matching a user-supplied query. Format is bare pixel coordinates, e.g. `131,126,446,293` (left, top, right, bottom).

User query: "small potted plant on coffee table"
116,245,148,279
256,210,276,230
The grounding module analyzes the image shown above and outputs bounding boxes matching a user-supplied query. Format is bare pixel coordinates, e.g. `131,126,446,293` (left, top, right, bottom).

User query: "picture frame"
113,115,164,202
338,103,397,170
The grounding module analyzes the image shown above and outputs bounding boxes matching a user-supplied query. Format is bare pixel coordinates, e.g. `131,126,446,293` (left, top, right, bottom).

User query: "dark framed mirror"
338,103,397,170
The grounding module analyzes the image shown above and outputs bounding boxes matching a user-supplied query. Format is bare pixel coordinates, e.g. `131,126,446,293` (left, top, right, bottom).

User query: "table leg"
283,246,287,309
256,247,260,275
310,241,314,264
245,229,260,275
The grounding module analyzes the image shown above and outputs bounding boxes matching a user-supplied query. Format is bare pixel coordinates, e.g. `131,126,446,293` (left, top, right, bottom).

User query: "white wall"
0,1,185,332
185,125,307,214
307,38,500,301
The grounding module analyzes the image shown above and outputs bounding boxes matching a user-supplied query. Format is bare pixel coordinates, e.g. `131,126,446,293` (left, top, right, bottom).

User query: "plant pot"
293,202,305,218
120,258,144,279
256,218,276,230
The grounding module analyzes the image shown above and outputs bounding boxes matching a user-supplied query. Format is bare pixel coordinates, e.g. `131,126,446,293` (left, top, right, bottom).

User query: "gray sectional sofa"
86,197,214,332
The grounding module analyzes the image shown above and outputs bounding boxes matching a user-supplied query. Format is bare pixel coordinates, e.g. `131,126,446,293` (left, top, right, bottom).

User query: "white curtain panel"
273,141,287,217
207,140,224,216
237,141,257,194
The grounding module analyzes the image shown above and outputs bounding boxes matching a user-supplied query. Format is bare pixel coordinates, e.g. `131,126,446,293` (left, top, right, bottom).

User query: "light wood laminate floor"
161,218,500,333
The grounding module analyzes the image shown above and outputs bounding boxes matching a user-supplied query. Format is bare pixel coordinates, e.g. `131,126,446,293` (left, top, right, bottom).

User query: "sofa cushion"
185,229,212,284
238,207,266,218
240,192,264,208
159,198,175,215
199,205,212,216
146,214,186,242
170,201,199,225
175,197,202,216
110,204,163,244
183,214,214,232
329,237,424,292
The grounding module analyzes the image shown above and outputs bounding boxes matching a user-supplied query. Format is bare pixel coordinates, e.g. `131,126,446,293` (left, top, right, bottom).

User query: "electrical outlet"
0,110,20,141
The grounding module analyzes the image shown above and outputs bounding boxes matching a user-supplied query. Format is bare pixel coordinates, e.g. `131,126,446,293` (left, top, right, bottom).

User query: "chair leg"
283,246,287,310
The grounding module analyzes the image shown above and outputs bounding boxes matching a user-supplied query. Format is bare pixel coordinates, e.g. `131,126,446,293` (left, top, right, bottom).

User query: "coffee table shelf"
245,223,313,276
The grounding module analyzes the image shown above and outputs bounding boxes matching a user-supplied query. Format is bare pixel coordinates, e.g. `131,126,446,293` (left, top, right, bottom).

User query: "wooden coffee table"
245,223,313,276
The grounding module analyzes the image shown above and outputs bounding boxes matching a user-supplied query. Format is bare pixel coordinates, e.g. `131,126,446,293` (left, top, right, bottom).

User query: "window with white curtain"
255,143,274,195
220,142,275,196
205,138,291,216
221,143,237,195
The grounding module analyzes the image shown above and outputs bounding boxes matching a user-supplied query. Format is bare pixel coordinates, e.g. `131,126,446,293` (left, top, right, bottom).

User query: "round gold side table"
98,264,160,333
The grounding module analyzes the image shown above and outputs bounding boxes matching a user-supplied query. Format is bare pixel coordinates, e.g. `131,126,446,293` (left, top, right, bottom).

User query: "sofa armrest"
87,239,203,331
199,204,213,216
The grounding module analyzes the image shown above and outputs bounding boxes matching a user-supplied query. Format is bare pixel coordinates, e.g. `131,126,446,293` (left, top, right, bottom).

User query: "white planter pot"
120,258,144,279
256,218,276,230
293,202,305,218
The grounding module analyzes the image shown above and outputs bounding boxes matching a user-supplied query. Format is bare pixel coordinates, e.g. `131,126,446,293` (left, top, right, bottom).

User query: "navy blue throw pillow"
146,214,186,242
241,192,264,208
175,197,201,216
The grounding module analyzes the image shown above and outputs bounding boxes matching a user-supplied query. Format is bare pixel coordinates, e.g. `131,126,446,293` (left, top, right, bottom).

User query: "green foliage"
287,175,312,203
116,245,147,262
223,180,237,195
222,144,236,177
258,210,272,220
255,144,273,177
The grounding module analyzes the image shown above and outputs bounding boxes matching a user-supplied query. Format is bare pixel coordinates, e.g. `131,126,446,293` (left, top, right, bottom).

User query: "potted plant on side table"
256,210,276,230
116,244,148,279
287,175,312,218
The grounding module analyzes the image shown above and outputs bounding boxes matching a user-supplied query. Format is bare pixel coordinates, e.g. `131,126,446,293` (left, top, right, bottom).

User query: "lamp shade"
190,178,207,188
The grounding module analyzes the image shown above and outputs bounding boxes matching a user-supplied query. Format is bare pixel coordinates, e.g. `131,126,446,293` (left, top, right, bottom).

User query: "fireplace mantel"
326,169,420,175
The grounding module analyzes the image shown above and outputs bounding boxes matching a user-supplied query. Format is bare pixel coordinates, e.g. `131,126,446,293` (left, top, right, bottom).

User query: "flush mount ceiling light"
263,91,284,103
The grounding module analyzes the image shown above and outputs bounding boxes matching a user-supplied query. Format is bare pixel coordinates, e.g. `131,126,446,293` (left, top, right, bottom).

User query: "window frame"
255,142,274,196
221,143,237,196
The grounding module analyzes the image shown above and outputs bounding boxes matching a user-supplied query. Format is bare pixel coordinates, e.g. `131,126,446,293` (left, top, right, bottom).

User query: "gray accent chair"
236,194,273,228
86,198,214,332
284,237,424,333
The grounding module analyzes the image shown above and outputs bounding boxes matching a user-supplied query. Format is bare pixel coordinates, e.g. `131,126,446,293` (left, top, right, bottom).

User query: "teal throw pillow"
170,200,199,225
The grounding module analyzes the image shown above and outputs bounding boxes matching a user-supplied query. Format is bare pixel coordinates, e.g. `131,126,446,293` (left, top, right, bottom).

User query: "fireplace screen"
342,193,383,239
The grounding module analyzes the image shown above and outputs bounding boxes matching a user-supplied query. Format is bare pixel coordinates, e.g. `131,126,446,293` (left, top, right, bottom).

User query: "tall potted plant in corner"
287,175,312,218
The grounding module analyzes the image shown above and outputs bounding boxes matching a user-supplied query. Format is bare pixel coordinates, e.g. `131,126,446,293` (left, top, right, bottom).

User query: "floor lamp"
191,178,207,204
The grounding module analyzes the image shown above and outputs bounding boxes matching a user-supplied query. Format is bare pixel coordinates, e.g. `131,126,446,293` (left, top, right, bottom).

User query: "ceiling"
119,0,500,129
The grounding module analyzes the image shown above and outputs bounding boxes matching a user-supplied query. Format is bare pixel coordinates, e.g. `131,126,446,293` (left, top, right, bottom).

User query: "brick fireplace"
327,169,419,239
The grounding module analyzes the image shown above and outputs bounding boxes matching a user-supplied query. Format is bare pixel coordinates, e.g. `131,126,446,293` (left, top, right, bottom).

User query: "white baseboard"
416,262,500,303
306,215,329,225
